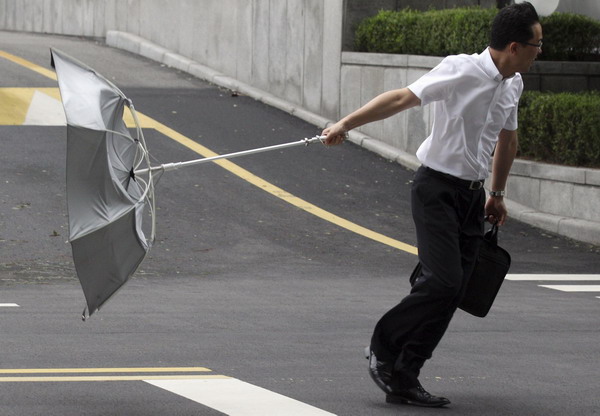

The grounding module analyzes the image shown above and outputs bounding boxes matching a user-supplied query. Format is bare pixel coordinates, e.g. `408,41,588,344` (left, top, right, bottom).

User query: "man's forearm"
491,129,518,192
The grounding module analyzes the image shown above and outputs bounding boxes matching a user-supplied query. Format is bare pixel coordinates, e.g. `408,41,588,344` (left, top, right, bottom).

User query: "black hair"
490,1,540,50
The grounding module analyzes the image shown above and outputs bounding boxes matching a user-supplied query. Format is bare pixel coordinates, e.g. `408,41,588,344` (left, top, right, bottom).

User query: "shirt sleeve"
503,106,519,131
503,75,524,131
407,56,462,106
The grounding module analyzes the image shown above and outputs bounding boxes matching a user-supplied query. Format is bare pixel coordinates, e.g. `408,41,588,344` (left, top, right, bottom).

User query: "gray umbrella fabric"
51,49,324,319
52,48,154,318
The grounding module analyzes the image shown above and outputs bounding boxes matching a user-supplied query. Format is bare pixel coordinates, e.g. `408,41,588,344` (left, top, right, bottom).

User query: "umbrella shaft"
135,136,324,175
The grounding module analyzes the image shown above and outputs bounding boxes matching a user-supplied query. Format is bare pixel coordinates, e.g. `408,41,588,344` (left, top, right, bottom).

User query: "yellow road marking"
138,110,419,255
0,50,57,80
0,88,61,125
0,50,418,255
0,87,150,127
0,367,227,382
0,367,211,374
0,375,230,382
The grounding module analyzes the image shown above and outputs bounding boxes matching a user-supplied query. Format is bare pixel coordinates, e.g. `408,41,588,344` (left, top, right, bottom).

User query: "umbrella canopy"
51,48,155,318
51,49,324,319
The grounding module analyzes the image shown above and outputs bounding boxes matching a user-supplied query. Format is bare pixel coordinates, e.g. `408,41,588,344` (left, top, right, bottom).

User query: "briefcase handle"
484,218,499,246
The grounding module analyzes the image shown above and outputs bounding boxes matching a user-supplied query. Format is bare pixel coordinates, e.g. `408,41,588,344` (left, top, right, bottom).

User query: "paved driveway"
1,31,599,416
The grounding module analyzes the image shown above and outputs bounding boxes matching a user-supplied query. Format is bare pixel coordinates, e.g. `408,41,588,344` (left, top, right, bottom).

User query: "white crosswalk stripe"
538,285,600,292
145,378,336,416
507,274,600,298
506,274,600,281
0,367,336,414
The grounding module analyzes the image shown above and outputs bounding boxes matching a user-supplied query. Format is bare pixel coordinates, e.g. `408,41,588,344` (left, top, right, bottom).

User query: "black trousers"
370,166,485,381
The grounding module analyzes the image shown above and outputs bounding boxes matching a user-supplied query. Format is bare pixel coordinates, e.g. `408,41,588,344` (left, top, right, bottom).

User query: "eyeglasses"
521,40,543,49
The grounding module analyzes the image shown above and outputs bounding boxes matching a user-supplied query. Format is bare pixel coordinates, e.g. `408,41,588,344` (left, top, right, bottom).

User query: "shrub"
355,7,600,61
540,13,600,61
518,91,600,167
355,7,494,56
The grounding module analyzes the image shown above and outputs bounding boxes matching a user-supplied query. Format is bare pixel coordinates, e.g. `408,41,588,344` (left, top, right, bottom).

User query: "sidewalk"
107,31,600,247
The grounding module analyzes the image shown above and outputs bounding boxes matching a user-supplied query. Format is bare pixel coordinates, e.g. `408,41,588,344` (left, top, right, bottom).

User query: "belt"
422,166,484,190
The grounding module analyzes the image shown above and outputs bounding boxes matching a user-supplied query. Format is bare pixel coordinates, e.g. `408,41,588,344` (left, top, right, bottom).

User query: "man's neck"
489,47,516,79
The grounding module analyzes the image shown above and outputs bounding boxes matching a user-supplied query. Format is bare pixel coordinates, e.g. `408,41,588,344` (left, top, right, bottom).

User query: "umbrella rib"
129,103,157,243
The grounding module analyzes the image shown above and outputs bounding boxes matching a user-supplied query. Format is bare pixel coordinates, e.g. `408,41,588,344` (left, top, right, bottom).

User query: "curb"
105,30,600,247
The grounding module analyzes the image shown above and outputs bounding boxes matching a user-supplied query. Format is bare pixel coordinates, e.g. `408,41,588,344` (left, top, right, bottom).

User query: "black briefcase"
409,223,511,318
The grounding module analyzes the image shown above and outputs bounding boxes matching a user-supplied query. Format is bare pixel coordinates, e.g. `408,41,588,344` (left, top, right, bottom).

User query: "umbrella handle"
135,135,326,175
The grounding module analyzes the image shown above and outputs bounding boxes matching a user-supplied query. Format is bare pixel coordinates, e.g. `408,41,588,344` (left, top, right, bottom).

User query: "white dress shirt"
408,47,523,181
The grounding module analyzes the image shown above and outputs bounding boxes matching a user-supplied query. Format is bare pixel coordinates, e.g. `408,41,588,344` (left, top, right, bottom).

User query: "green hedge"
355,8,600,61
518,92,600,167
540,13,600,61
355,8,494,56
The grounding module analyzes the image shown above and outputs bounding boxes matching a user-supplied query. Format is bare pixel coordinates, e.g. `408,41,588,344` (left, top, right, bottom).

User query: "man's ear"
508,42,520,55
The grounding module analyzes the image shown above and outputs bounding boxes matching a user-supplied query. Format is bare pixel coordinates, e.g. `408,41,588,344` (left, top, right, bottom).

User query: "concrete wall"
523,61,600,92
340,52,440,155
509,159,600,222
0,0,343,121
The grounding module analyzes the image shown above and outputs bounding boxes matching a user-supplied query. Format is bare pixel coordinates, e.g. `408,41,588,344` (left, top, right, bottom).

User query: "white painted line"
24,89,66,125
539,285,600,292
507,274,600,281
145,378,336,416
0,303,19,307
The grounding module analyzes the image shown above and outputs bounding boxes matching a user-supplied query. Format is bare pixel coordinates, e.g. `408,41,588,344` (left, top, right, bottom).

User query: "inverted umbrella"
51,49,323,319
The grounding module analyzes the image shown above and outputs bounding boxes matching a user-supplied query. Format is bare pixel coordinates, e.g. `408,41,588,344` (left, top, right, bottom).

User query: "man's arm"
322,88,421,146
485,128,518,225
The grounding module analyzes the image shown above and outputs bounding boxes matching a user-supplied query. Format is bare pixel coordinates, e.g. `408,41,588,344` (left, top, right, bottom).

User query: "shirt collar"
479,47,504,82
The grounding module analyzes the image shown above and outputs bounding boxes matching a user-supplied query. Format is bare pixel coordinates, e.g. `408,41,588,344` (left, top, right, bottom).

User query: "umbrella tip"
81,307,88,321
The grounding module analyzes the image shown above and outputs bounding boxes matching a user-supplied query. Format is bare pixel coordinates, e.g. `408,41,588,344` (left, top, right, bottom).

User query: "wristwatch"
489,190,505,197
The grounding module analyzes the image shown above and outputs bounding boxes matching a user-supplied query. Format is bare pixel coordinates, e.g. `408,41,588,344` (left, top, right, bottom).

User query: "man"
322,2,542,408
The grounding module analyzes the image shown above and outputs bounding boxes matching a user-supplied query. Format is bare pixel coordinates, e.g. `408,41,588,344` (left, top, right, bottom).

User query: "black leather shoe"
366,348,395,395
386,383,451,408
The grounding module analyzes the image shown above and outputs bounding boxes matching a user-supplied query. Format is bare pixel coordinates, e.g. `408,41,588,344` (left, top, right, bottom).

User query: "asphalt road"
1,31,599,416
